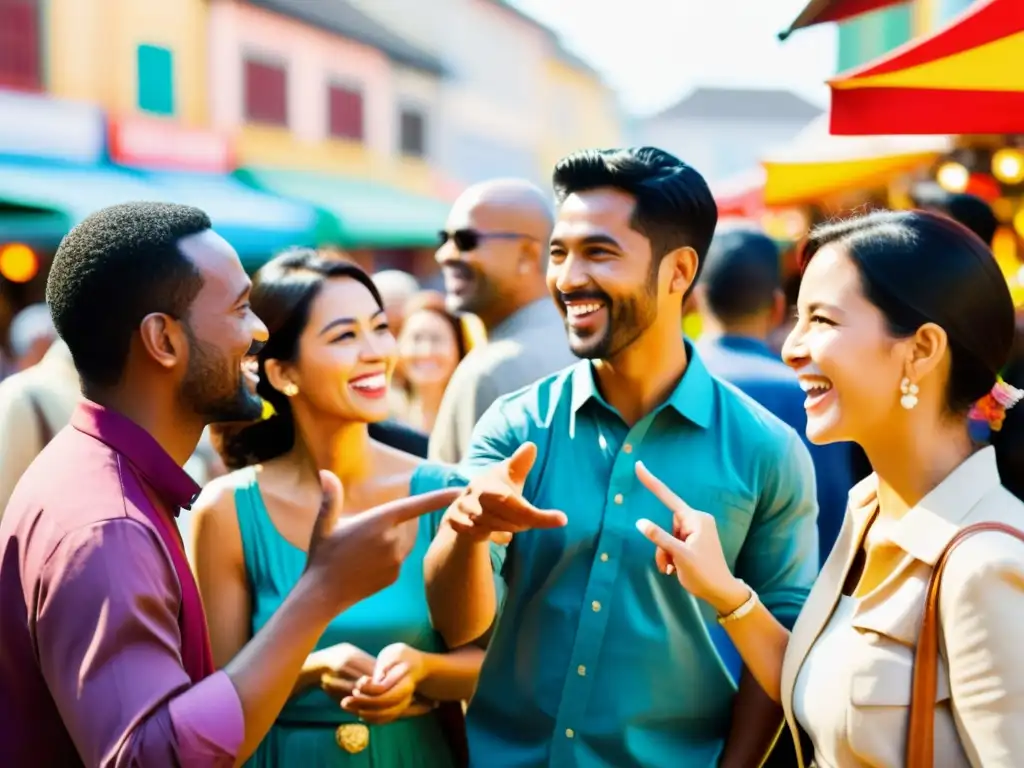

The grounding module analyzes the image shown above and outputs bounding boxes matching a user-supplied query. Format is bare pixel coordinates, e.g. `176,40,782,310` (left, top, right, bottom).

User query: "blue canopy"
0,157,320,266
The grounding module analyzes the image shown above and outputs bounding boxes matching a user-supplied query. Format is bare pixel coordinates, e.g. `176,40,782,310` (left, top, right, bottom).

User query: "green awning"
236,168,451,250
0,209,69,245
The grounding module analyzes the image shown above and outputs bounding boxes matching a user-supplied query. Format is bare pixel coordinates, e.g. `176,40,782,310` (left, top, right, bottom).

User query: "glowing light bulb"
936,162,969,193
992,149,1024,185
0,243,38,283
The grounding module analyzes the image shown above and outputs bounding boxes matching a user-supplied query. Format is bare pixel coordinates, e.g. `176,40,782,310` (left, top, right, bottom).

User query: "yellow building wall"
912,0,940,35
46,0,209,127
539,58,622,178
235,127,435,195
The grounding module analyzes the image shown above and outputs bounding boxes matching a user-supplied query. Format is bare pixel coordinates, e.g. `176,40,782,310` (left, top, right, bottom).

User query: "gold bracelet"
716,581,758,625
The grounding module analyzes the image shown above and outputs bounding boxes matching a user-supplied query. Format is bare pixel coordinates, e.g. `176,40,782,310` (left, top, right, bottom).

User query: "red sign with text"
108,116,233,173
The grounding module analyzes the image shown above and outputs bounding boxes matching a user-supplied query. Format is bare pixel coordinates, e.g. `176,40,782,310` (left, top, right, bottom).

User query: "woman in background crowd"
637,210,1024,767
192,250,480,767
390,291,470,433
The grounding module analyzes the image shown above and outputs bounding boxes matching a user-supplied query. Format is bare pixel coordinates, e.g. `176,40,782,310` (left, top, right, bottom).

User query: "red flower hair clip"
969,377,1024,431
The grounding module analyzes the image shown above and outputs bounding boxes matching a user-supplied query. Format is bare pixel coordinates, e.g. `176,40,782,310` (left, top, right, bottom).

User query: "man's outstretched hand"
445,443,567,542
307,470,461,611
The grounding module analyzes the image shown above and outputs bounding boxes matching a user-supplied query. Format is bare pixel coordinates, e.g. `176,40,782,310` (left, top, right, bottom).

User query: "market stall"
778,0,910,39
761,114,951,209
828,0,1024,135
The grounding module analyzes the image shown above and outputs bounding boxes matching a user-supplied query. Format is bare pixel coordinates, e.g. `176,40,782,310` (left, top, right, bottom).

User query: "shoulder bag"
906,521,1024,767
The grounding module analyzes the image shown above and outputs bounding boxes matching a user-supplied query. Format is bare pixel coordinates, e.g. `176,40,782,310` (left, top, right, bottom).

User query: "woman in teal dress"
191,250,481,767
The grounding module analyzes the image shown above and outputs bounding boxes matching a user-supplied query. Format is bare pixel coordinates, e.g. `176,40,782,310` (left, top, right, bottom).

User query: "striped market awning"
828,0,1024,135
778,0,910,40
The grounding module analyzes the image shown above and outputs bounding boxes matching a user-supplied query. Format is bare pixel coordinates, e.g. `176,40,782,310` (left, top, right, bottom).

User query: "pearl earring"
283,383,299,397
900,377,919,410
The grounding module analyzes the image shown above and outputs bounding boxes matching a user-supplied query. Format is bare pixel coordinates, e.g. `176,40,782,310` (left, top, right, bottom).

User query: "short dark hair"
701,228,781,321
46,202,210,388
552,147,718,281
911,186,998,246
799,210,1020,494
214,248,383,470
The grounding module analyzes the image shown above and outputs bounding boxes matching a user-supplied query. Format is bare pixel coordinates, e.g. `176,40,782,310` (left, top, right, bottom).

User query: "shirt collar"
489,298,559,342
846,446,1003,565
706,334,779,361
570,340,714,429
71,400,202,514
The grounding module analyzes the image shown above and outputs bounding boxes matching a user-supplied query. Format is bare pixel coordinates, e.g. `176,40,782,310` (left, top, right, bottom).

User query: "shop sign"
0,91,105,164
108,116,233,173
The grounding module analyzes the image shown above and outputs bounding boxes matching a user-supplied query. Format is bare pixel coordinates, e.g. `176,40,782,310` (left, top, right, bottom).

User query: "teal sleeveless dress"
235,462,465,767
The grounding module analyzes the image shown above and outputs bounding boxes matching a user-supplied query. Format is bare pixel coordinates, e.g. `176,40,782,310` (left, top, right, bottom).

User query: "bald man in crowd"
373,269,421,338
429,178,574,463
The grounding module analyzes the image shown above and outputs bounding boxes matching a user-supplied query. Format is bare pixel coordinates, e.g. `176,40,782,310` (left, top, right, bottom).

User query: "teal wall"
836,4,914,71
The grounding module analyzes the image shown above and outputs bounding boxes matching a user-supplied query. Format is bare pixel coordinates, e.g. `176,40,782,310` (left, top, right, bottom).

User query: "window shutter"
244,58,288,126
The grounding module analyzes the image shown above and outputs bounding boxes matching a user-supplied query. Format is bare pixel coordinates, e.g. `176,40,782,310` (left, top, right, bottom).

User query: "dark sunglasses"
438,228,534,252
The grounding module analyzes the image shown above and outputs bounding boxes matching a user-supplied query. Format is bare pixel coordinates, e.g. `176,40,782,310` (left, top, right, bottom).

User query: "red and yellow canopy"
713,169,766,219
779,0,909,39
761,116,951,206
829,0,1024,135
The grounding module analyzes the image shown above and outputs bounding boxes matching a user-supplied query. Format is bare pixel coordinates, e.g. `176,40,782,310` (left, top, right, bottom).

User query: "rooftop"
246,0,446,76
648,87,824,122
480,0,557,39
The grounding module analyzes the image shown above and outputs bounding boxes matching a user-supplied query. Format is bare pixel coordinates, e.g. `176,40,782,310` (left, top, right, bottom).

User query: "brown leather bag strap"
907,521,1024,767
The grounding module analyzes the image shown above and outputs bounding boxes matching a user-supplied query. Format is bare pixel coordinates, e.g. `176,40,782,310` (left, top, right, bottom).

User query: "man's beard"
562,272,659,361
180,326,263,424
444,261,498,317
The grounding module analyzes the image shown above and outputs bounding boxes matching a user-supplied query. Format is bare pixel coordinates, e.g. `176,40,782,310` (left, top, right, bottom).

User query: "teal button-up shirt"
462,346,819,768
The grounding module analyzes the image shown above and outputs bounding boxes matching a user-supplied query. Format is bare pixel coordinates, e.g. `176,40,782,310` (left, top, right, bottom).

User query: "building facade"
0,0,624,298
45,0,212,130
207,0,446,195
344,0,623,186
539,47,623,181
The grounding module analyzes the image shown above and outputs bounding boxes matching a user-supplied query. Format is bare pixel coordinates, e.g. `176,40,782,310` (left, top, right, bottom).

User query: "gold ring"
335,723,370,754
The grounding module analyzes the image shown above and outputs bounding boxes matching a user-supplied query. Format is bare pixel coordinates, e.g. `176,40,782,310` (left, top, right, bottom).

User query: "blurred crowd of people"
2,146,1024,768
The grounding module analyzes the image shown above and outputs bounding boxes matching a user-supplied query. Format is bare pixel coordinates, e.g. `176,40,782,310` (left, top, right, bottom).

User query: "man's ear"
665,246,699,296
138,313,187,371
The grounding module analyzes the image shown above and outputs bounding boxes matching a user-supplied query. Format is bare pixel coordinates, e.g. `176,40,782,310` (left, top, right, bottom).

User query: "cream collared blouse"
779,447,1024,768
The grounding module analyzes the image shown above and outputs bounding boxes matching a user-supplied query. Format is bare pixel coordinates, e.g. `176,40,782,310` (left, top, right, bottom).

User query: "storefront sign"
108,116,233,173
0,91,105,164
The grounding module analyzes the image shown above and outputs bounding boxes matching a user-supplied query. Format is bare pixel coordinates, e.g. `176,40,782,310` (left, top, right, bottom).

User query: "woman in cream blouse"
635,210,1024,768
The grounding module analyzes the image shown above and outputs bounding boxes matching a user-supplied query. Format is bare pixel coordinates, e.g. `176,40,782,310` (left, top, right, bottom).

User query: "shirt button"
600,552,609,562
614,493,624,504
565,728,575,739
623,443,633,454
592,600,601,612
577,664,586,676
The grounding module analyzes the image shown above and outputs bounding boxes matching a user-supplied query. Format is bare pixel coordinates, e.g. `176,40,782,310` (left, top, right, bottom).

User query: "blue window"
936,0,975,24
137,44,174,116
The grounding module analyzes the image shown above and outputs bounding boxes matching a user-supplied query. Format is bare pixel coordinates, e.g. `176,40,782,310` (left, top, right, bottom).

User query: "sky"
509,0,839,116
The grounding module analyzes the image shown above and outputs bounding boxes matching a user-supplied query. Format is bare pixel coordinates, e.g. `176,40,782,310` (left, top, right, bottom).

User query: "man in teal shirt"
425,147,819,767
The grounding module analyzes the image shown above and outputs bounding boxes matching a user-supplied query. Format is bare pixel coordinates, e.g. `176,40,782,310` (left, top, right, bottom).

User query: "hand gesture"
309,643,376,702
445,443,567,543
307,471,461,612
341,643,427,725
633,462,750,616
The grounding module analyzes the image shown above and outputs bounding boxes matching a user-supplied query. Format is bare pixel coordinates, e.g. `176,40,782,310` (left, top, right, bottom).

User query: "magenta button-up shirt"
0,401,244,767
